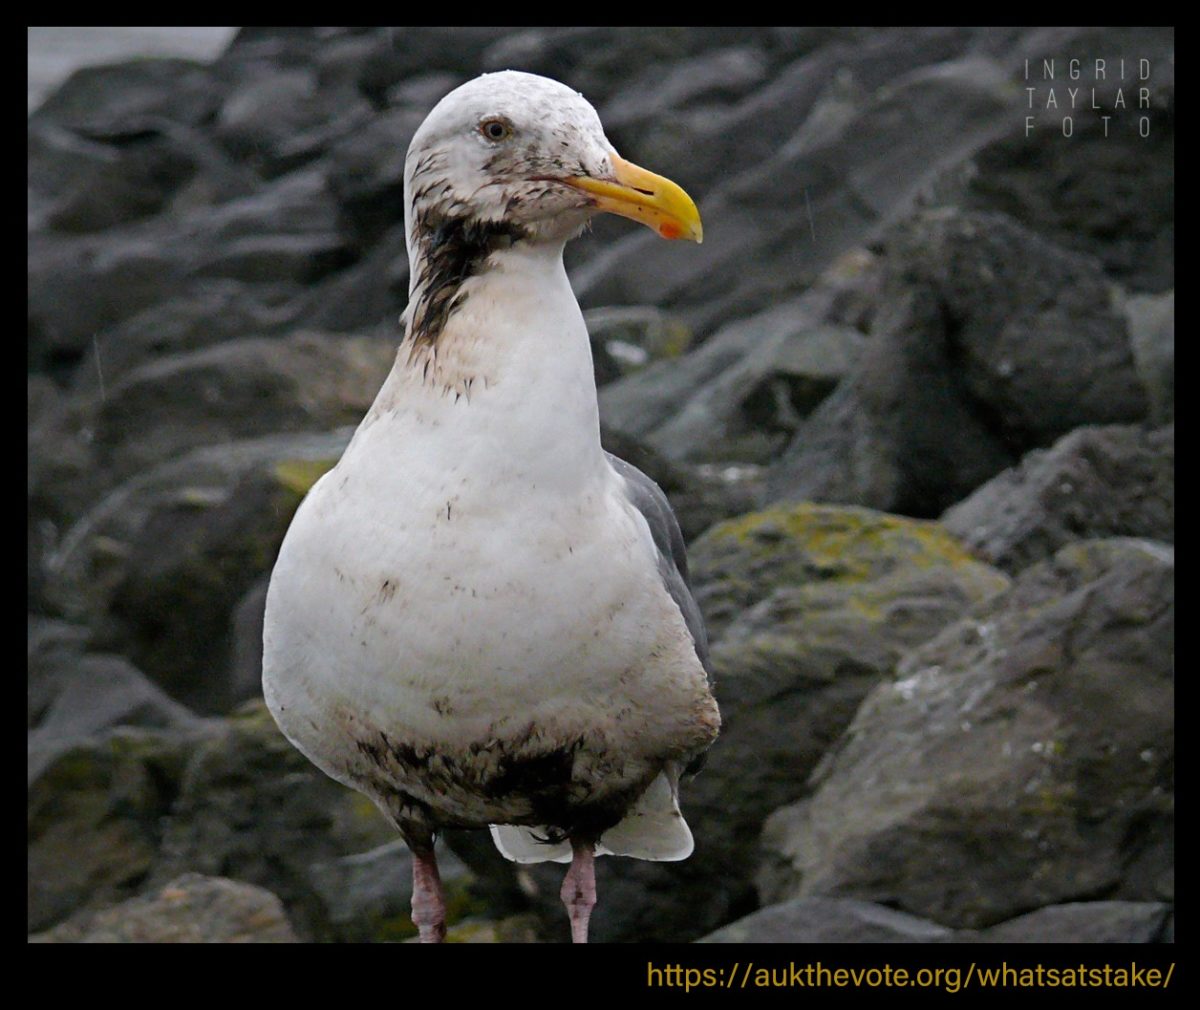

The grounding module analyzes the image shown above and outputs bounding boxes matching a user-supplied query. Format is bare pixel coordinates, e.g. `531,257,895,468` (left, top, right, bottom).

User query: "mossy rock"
692,502,1002,640
150,699,396,940
27,726,210,933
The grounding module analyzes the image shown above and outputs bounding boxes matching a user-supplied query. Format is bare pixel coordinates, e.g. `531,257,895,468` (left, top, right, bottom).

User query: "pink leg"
411,848,446,943
560,839,597,944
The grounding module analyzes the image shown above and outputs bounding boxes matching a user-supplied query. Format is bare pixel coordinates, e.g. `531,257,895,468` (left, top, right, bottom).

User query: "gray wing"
605,452,711,681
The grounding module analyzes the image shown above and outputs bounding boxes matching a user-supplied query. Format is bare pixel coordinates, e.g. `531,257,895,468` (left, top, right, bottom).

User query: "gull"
263,70,719,944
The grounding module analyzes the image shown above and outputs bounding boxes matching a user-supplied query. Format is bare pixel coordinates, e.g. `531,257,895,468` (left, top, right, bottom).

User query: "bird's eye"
480,118,513,142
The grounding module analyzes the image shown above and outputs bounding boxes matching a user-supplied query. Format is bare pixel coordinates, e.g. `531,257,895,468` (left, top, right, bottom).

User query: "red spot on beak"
659,222,682,240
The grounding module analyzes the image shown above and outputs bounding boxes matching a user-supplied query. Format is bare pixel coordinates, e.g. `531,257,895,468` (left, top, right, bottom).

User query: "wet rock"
27,727,206,933
1124,290,1174,423
150,700,396,939
599,426,759,542
584,305,693,384
698,898,1173,943
73,282,302,391
598,249,881,465
961,27,1174,294
214,69,373,177
31,57,224,135
699,897,954,943
28,646,203,784
943,424,1174,574
90,331,392,484
767,209,1148,516
30,874,299,943
760,538,1174,929
973,901,1172,944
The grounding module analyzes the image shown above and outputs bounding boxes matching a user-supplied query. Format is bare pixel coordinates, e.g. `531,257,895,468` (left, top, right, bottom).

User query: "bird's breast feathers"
262,445,717,804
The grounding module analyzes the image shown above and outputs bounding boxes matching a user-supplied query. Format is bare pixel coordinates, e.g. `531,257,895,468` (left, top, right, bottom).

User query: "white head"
402,71,702,347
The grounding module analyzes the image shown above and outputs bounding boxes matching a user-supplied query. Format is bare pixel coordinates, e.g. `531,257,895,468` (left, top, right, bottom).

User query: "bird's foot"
561,839,596,943
412,848,447,943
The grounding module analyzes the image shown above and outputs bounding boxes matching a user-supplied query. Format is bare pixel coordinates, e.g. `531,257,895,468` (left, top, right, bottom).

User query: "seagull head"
404,70,703,249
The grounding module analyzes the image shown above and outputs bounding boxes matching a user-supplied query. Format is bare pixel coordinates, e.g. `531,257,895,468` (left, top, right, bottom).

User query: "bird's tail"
489,771,694,863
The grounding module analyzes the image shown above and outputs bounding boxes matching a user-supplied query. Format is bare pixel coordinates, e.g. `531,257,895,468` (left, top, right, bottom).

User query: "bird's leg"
560,838,597,944
410,847,447,943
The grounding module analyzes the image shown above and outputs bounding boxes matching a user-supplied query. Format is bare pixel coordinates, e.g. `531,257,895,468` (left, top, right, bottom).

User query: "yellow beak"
562,153,703,243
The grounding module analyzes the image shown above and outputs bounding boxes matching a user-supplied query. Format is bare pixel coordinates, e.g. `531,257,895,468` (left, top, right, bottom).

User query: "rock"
961,27,1174,294
943,424,1174,573
72,281,302,391
442,915,541,943
598,250,880,464
767,209,1149,516
599,45,770,133
31,57,224,135
27,727,207,933
28,227,191,376
27,617,92,726
308,840,478,943
760,538,1174,929
973,902,1173,944
30,874,299,943
214,69,373,177
296,226,409,333
481,28,763,103
521,504,1007,943
584,305,693,384
29,121,198,234
90,331,393,484
385,71,464,110
697,898,1173,943
699,897,954,943
44,429,352,710
1124,291,1174,423
149,700,396,939
28,646,203,784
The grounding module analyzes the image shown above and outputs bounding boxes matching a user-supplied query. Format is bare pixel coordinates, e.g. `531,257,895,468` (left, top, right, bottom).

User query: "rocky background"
28,27,1173,943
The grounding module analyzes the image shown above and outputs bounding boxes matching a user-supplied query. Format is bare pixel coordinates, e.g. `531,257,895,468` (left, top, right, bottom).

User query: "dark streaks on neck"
407,213,528,350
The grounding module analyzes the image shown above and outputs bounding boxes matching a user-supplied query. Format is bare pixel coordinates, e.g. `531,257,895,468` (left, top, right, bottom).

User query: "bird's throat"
406,214,530,351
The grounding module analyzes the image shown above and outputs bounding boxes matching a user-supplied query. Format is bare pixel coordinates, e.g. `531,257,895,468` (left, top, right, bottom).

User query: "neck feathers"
406,215,529,352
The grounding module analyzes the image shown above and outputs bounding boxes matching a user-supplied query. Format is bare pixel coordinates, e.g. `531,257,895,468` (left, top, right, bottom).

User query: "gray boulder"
30,874,299,943
961,27,1174,294
943,424,1174,574
699,897,954,943
90,331,393,485
30,57,224,135
599,250,879,464
767,209,1149,515
1124,291,1174,423
973,902,1173,944
760,538,1174,928
698,897,1172,943
149,700,397,939
28,639,204,784
28,726,207,932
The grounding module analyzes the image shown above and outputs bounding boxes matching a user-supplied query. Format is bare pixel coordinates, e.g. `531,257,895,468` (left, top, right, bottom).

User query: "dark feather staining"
407,212,529,350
